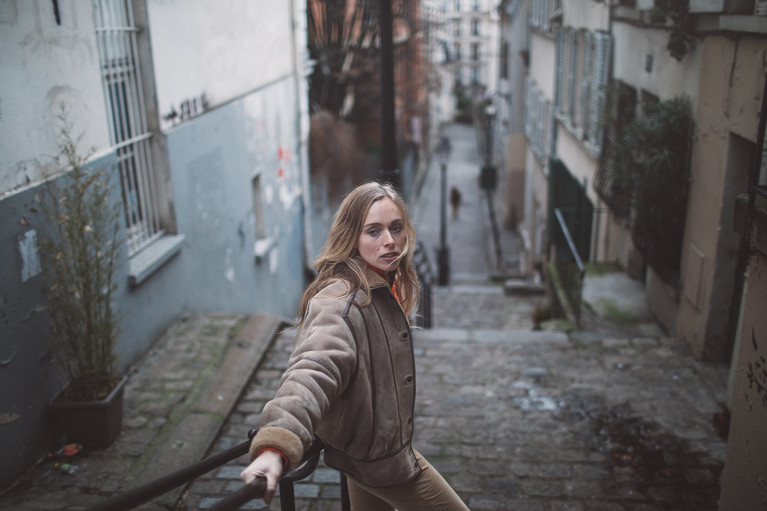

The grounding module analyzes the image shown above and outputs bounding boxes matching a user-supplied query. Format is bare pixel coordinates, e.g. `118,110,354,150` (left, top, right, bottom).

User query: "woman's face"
357,197,406,274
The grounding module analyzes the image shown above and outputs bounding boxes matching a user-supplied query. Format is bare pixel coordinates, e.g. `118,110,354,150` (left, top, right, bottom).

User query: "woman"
241,182,469,510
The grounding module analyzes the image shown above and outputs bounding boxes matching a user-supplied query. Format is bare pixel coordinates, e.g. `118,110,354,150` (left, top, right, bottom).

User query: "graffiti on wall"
163,93,209,126
746,328,767,408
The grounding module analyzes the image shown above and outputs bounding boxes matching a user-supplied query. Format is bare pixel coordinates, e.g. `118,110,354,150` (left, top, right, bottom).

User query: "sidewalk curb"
128,314,286,508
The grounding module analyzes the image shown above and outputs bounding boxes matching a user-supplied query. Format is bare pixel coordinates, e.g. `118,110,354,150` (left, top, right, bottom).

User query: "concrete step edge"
141,313,287,507
413,327,569,344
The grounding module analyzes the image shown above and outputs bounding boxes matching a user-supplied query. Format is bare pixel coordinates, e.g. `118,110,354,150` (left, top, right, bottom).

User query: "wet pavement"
0,124,729,510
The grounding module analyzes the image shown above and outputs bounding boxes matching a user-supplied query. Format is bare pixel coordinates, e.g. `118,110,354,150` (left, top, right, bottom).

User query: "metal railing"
413,241,433,328
88,431,349,511
552,208,585,326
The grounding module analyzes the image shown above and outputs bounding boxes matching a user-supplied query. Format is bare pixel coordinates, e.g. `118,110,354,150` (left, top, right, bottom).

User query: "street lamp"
480,103,497,191
435,135,452,286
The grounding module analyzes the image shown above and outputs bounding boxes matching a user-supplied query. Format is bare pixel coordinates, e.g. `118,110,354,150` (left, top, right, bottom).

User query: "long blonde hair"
298,182,420,324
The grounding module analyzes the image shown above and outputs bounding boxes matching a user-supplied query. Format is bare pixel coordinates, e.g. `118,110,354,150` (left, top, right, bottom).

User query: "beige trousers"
345,450,470,511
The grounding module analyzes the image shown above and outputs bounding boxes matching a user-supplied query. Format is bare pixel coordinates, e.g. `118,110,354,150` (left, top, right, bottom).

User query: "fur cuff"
249,427,304,473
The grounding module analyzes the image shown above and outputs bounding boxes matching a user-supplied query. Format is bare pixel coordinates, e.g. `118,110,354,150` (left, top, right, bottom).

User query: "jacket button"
404,375,414,384
399,331,409,342
407,417,413,425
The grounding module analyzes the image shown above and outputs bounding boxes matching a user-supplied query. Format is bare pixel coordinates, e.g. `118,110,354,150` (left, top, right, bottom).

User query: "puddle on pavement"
556,394,722,509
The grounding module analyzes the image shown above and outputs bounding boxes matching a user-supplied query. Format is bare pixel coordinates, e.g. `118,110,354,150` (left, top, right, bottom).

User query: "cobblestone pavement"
179,284,728,510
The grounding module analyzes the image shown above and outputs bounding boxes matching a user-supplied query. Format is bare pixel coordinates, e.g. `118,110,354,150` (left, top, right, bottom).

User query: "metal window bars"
87,430,350,511
93,0,164,255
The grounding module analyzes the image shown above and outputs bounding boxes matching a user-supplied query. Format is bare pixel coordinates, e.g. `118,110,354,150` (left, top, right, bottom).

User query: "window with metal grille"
93,0,162,256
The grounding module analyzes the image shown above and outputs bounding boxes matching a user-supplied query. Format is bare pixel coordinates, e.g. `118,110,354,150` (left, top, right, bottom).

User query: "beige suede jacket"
249,264,421,488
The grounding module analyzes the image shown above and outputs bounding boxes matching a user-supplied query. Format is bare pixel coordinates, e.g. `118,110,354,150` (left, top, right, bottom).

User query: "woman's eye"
367,229,379,236
391,225,403,234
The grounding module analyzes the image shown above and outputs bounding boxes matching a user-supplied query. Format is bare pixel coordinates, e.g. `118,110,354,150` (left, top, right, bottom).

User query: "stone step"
413,327,568,345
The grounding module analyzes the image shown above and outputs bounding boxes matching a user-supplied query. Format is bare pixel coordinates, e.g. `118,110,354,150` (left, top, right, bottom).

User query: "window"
473,0,480,12
93,0,163,255
567,29,578,126
93,0,183,287
500,41,509,79
525,77,551,162
454,19,461,37
531,0,554,32
471,18,479,36
555,26,612,152
251,174,275,264
251,175,265,239
472,43,480,61
594,81,636,219
587,31,611,149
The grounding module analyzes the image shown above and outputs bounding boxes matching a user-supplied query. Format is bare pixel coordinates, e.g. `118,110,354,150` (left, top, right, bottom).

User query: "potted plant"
41,108,126,448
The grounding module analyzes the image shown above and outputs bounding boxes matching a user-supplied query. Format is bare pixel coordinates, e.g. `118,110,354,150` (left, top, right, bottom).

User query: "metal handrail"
87,430,343,511
553,208,586,325
208,478,267,511
553,208,585,272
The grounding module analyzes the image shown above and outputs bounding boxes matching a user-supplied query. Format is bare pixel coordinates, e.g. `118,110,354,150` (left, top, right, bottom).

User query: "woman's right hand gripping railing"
209,436,325,511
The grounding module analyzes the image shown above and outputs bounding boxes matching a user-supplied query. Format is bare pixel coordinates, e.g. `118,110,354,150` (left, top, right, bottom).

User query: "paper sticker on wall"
19,230,41,282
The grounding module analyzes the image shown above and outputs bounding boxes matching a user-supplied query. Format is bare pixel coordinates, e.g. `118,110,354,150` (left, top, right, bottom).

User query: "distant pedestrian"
450,186,462,219
241,182,469,510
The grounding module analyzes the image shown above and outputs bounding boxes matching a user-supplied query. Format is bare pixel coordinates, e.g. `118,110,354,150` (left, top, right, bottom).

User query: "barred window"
93,0,162,255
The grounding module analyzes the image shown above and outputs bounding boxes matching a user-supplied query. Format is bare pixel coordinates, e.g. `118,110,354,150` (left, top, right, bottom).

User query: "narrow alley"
0,124,729,510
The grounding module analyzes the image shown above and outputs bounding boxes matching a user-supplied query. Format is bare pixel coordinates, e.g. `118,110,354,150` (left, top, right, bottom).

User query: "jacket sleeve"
249,284,360,472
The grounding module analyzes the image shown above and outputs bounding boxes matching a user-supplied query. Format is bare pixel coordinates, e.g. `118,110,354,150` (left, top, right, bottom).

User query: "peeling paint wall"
0,164,113,489
720,211,767,508
0,1,110,197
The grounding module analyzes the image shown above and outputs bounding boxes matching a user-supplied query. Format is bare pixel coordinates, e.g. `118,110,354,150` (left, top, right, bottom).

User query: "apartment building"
433,0,501,112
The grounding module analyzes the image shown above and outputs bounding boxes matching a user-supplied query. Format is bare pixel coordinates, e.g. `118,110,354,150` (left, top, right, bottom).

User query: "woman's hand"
240,450,284,504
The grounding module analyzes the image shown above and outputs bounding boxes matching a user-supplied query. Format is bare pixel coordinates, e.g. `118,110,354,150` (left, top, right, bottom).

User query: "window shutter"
555,28,565,115
539,93,548,158
525,76,534,139
568,28,577,126
589,31,612,151
581,31,592,137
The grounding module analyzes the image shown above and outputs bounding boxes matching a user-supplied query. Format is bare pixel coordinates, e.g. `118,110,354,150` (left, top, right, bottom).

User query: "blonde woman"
242,182,469,510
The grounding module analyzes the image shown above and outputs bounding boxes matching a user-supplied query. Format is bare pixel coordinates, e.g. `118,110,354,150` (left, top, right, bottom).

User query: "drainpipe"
289,0,315,274
379,0,400,190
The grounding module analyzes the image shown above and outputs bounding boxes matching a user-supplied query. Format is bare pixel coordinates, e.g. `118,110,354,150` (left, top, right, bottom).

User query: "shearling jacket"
249,263,421,487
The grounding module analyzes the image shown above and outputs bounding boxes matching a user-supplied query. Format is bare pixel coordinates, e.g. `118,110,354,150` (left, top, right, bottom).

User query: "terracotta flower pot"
48,376,128,448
